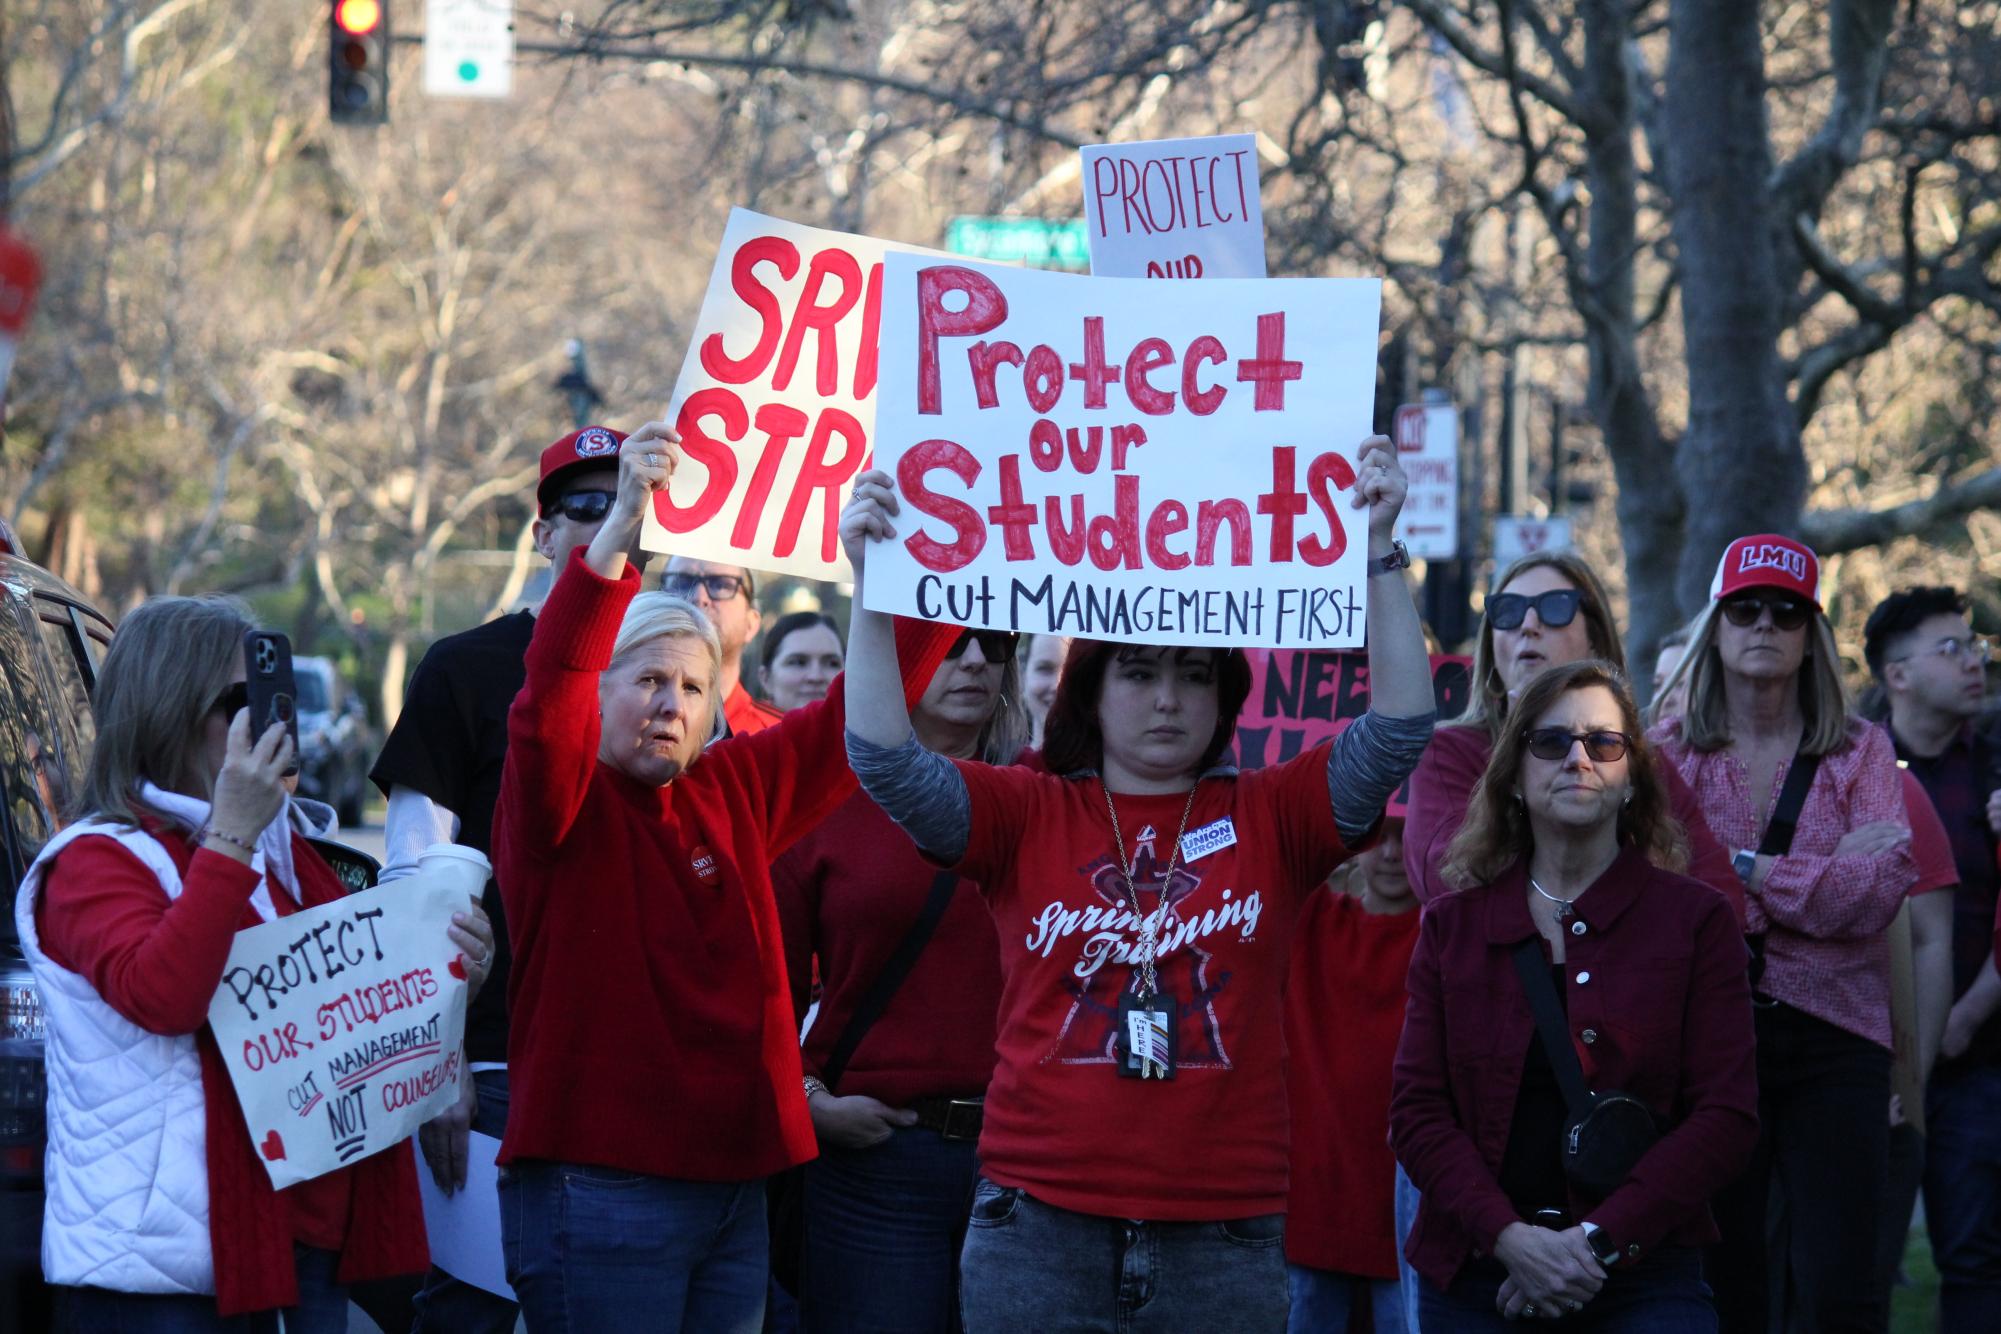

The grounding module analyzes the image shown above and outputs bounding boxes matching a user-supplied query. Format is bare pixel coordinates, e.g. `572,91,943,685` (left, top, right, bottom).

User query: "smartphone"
243,630,300,777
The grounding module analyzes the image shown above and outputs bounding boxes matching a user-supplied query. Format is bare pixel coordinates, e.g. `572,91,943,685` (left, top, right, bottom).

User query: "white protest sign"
863,256,1382,648
1081,134,1266,279
1493,514,1573,566
643,209,960,580
207,877,470,1189
1393,401,1460,559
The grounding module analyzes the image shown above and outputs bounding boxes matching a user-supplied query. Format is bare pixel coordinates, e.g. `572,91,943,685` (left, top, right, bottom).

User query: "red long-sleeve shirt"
494,552,954,1180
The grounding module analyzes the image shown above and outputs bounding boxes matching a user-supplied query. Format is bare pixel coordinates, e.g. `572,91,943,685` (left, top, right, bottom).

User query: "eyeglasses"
662,572,751,602
1524,727,1632,763
1719,593,1812,631
540,490,616,524
946,629,1019,663
211,682,250,718
1890,635,1993,667
1488,589,1583,631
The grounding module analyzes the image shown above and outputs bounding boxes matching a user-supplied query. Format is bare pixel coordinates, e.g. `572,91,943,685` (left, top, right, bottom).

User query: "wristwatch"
1365,540,1412,578
1580,1221,1624,1270
1732,848,1758,884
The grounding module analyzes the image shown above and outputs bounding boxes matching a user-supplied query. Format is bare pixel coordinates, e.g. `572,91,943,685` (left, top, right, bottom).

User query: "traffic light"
329,0,389,124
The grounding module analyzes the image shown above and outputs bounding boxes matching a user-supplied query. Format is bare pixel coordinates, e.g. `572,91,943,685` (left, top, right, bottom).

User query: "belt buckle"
940,1098,983,1141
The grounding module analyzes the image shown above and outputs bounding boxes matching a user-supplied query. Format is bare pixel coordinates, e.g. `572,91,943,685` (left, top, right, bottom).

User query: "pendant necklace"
1101,778,1201,1079
1528,875,1576,922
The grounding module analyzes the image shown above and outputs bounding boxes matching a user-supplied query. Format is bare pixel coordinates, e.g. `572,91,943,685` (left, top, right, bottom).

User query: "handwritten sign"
1234,652,1471,785
642,209,959,579
207,878,469,1188
1082,134,1266,279
863,254,1382,648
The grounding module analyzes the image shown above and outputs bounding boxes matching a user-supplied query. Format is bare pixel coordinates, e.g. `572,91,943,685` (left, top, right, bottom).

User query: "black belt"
910,1096,984,1141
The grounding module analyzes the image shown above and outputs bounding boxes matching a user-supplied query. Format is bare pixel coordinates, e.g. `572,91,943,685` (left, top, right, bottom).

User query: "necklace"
1528,875,1576,922
1100,779,1202,1012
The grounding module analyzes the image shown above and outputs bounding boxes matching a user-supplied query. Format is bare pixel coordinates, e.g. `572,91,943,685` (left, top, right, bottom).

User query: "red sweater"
773,790,1001,1105
36,824,426,1313
494,552,953,1180
1283,891,1419,1277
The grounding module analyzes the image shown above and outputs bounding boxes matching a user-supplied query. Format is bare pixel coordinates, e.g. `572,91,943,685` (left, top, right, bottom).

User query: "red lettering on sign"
1125,338,1176,414
699,238,798,385
1257,445,1308,561
1027,418,1064,472
1024,344,1064,414
1087,474,1143,571
969,341,1025,409
917,267,1008,414
1182,335,1228,415
898,439,985,571
1045,495,1087,566
1299,451,1357,566
658,388,748,533
771,248,864,396
1145,499,1192,570
1195,498,1252,566
1110,423,1148,471
1235,312,1302,411
854,261,885,399
987,455,1040,559
776,407,868,563
730,403,810,550
1068,317,1122,408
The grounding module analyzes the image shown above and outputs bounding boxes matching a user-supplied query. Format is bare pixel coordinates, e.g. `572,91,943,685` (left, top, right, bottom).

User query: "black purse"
1511,938,1662,1200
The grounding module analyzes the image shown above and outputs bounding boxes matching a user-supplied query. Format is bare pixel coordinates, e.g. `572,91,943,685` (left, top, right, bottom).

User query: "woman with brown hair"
1652,534,1915,1334
1403,552,1743,922
1391,660,1758,1330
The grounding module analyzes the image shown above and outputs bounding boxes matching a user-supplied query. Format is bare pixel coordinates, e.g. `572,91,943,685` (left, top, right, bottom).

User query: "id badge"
1115,991,1175,1080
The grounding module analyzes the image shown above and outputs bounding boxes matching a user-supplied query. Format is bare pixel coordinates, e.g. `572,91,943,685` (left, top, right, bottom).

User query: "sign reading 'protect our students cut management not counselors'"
861,253,1383,649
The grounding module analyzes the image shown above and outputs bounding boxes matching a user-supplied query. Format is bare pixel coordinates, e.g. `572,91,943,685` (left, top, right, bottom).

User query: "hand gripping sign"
641,209,961,580
207,874,470,1188
863,254,1383,648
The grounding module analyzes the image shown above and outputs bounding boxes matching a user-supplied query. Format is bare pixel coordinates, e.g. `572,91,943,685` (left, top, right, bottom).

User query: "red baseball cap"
1710,533,1821,609
537,425,626,509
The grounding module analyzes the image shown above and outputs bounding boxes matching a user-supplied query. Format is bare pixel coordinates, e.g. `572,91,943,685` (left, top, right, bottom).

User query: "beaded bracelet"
201,825,258,854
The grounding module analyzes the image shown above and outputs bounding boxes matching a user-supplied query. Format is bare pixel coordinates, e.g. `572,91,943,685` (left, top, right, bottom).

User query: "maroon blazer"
1389,847,1759,1289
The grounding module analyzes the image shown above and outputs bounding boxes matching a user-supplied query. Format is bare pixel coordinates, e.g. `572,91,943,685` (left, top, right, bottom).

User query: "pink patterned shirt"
1651,717,1916,1048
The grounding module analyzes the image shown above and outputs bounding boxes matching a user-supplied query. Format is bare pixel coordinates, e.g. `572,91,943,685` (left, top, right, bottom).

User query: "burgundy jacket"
1389,848,1759,1289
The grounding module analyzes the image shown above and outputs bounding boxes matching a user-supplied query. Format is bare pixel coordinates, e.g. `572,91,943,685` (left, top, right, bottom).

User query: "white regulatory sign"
1392,401,1459,560
424,0,514,100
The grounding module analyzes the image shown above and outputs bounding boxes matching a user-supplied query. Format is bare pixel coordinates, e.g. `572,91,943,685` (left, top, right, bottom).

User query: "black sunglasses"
662,572,751,602
1720,593,1812,631
212,682,250,718
947,629,1019,663
540,490,616,524
1524,727,1632,763
1487,589,1584,632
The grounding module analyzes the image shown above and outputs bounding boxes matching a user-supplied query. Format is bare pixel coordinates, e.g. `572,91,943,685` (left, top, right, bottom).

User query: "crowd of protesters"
16,413,2001,1334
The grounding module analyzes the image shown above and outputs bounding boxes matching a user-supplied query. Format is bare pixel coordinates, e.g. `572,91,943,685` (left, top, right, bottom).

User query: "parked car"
293,655,374,828
0,529,114,1333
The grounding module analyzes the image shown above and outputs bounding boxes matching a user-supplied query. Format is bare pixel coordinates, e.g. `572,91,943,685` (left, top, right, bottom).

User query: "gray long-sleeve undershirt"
845,707,1436,864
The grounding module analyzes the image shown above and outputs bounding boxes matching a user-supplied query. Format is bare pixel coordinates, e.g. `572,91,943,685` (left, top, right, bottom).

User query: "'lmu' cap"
1710,533,1821,609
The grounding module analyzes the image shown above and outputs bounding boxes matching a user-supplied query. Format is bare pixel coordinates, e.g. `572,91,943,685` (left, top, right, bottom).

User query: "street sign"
424,0,512,99
1493,514,1573,567
944,216,1090,271
1392,400,1459,560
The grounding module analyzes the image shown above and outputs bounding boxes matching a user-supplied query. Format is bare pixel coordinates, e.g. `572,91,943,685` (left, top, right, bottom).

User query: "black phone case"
243,630,301,777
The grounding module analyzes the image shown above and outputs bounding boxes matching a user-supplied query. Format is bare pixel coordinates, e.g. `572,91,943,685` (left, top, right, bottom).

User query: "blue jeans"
1287,1263,1405,1333
500,1160,767,1334
1419,1250,1715,1333
958,1177,1289,1333
800,1125,978,1333
52,1244,347,1333
1395,1162,1424,1332
411,1068,518,1334
1925,1063,2001,1334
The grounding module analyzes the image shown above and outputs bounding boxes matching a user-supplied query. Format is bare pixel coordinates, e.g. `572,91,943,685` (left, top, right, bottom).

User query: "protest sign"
863,253,1382,648
643,209,959,580
1234,652,1471,778
1082,134,1266,279
206,877,470,1189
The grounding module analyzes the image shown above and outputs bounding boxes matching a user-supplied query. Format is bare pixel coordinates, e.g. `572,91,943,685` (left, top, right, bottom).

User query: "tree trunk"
1665,0,1807,606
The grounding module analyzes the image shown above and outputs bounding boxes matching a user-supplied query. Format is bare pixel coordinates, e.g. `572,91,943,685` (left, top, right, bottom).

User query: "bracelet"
201,825,258,854
802,1076,828,1101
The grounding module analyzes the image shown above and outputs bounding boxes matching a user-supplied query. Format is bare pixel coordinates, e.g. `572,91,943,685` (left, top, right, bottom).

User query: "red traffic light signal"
329,0,389,124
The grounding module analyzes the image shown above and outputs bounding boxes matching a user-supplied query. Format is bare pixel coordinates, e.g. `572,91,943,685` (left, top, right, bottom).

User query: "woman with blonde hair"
1392,660,1757,1330
1651,534,1914,1334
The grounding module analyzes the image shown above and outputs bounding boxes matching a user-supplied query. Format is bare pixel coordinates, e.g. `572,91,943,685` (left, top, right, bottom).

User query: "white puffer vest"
16,822,219,1295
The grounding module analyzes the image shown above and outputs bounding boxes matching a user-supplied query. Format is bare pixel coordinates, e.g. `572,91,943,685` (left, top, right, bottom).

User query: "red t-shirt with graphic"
951,744,1359,1220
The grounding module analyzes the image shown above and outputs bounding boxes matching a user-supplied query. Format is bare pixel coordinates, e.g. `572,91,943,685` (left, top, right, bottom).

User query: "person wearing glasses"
1652,534,1915,1334
1861,586,2001,1334
837,436,1437,1331
772,625,1027,1332
19,595,492,1330
369,423,647,1334
1391,660,1757,1331
491,428,957,1332
662,559,784,736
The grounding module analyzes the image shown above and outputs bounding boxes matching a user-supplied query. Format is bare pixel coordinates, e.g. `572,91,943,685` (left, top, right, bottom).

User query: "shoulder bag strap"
1510,937,1595,1118
819,868,962,1090
1757,748,1822,857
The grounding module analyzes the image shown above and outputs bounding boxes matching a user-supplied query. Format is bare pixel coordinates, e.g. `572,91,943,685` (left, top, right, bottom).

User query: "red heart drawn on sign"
260,1130,285,1161
448,956,467,981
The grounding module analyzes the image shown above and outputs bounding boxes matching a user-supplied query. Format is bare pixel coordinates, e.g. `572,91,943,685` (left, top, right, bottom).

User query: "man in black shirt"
372,423,648,1331
1864,586,2001,1334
